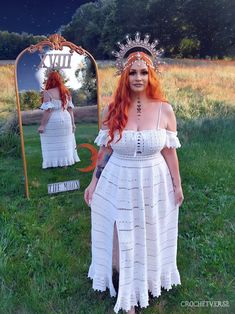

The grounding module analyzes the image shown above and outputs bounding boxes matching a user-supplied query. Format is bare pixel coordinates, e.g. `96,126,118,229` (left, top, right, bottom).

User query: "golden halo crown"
112,32,164,74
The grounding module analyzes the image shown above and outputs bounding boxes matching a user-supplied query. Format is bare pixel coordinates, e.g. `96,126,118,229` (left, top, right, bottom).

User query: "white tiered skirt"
88,152,181,313
40,110,80,169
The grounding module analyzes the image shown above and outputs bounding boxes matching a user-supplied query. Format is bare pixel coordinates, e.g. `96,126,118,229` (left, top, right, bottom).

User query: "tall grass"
0,65,15,123
1,62,235,124
0,61,235,313
99,63,235,120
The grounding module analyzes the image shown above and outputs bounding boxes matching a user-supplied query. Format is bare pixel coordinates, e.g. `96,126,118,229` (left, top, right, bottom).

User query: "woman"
85,50,184,313
38,70,80,169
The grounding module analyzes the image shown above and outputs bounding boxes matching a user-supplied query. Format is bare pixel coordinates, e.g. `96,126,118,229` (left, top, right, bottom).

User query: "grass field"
0,62,235,313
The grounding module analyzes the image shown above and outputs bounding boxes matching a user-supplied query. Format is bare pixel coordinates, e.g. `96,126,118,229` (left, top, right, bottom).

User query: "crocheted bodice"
40,99,74,111
94,128,181,157
40,90,74,111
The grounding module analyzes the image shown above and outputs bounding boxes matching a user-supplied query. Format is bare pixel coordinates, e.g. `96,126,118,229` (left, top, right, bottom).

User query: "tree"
60,1,109,58
0,31,45,59
180,0,235,58
19,90,41,110
59,0,234,59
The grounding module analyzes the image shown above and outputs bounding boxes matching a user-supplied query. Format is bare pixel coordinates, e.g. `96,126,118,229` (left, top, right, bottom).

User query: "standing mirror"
15,34,100,198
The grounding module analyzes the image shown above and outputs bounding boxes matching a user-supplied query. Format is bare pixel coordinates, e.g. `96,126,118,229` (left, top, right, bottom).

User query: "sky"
17,47,85,91
1,0,95,35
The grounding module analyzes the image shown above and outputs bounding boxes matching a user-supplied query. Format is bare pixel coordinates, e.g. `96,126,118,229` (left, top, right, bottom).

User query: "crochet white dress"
88,107,181,313
39,93,80,169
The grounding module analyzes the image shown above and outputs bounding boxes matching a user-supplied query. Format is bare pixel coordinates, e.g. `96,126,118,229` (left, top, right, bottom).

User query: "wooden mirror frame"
14,34,101,198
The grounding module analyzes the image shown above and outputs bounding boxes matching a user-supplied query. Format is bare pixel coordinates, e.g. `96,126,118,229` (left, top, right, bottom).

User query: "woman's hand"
38,125,45,133
72,124,76,133
174,185,184,206
84,179,98,206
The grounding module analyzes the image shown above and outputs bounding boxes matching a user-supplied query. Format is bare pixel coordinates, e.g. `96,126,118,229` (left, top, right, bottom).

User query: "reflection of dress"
39,97,80,169
88,121,181,312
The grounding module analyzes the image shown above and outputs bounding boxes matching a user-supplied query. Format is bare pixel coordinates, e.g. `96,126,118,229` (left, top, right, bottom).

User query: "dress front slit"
112,222,120,272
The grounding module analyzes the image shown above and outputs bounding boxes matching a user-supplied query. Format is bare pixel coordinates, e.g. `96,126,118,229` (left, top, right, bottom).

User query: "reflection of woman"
38,70,80,169
85,47,184,313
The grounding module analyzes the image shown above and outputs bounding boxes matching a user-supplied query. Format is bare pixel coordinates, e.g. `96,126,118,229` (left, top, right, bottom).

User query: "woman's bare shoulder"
162,101,174,113
150,100,172,111
43,87,60,100
162,102,177,131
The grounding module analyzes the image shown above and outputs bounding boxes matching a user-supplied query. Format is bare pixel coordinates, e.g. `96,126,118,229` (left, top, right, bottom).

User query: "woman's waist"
51,108,67,111
111,151,164,162
50,109,70,116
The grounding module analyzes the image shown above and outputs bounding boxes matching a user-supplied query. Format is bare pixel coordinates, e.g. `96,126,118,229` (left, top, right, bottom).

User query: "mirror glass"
15,37,99,197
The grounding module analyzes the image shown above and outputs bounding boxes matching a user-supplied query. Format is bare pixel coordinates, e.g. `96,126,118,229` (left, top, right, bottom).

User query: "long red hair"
103,52,167,145
43,71,71,109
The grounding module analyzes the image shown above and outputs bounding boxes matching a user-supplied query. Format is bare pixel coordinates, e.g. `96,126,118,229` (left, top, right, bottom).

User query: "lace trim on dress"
40,101,58,110
94,129,110,147
88,267,181,313
42,155,80,169
112,269,181,313
94,129,181,149
40,99,74,110
67,99,74,108
165,130,181,148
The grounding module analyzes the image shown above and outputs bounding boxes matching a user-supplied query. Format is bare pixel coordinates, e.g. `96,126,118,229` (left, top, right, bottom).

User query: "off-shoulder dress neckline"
121,128,177,134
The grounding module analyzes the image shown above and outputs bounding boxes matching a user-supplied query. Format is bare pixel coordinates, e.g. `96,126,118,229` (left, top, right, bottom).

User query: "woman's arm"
161,104,184,206
38,91,53,133
84,145,113,205
90,144,113,184
84,105,112,205
67,107,76,132
38,109,52,133
162,149,181,190
93,104,111,181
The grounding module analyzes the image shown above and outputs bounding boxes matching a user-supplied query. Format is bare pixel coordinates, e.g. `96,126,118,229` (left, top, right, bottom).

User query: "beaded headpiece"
112,32,164,75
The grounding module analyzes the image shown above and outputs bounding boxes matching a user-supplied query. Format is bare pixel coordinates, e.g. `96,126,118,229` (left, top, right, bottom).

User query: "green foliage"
178,38,200,58
78,57,97,106
180,0,235,58
0,114,21,158
0,1,234,59
0,31,45,59
60,0,235,59
0,131,21,158
60,1,110,58
19,90,41,111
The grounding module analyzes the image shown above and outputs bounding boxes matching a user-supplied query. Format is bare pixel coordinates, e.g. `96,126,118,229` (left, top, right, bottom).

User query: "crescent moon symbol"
78,143,98,172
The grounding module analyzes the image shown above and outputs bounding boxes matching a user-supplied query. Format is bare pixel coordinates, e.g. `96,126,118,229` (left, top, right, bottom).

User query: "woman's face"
128,60,149,93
